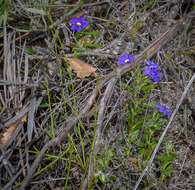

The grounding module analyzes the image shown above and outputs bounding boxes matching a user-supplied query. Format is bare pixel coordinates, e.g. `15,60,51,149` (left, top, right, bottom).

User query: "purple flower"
144,60,162,83
146,60,159,69
117,53,134,65
156,104,171,117
69,16,88,32
147,69,163,83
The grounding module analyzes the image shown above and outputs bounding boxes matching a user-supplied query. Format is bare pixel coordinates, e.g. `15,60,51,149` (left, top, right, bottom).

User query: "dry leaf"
64,58,97,78
1,107,27,147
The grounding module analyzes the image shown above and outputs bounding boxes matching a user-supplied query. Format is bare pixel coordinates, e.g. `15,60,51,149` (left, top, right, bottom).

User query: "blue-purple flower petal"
156,104,171,117
144,60,163,83
69,16,88,32
117,53,134,65
146,60,159,69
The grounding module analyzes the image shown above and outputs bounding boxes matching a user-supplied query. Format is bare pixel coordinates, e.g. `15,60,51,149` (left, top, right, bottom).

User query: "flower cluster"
69,16,88,32
156,104,171,117
117,53,134,65
144,60,162,83
117,56,171,116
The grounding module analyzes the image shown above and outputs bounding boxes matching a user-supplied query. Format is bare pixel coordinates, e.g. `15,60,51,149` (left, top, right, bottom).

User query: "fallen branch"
18,13,193,190
81,77,117,190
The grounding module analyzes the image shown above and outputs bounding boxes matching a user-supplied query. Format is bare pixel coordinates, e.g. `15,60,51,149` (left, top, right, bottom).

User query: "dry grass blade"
64,57,97,78
27,95,36,142
2,31,28,111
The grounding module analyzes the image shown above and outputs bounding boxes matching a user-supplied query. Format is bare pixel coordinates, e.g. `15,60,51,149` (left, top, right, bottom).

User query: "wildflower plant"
156,143,176,182
115,56,174,186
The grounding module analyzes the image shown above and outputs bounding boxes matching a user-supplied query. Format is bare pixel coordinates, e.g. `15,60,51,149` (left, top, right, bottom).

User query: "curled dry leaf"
64,57,97,78
0,107,27,147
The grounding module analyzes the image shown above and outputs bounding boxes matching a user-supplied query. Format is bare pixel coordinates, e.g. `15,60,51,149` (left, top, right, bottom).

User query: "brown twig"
81,77,117,190
18,13,192,190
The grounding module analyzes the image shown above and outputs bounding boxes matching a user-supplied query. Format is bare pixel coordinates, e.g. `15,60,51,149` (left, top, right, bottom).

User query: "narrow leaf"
24,8,46,15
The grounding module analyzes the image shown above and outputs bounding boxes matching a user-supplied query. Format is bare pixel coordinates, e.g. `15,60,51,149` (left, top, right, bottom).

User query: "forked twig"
18,13,193,190
133,73,195,190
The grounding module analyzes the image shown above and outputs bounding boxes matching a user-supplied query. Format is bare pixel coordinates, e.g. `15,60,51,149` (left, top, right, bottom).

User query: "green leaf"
24,8,46,15
97,156,104,167
82,30,102,36
163,163,173,176
129,130,139,144
109,175,116,181
40,103,49,108
143,101,155,109
167,143,174,152
24,47,36,55
84,42,101,49
131,107,135,122
99,173,106,184
132,119,144,131
184,22,191,39
156,152,176,162
105,150,113,159
141,84,154,92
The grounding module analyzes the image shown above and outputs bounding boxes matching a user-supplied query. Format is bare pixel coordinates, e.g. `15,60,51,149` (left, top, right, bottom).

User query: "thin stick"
133,73,195,190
